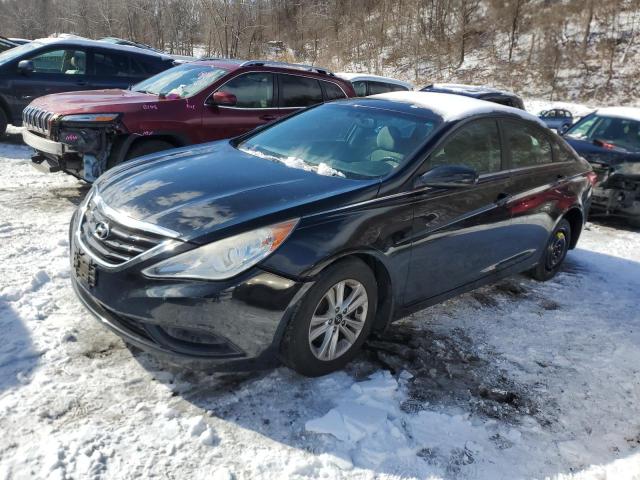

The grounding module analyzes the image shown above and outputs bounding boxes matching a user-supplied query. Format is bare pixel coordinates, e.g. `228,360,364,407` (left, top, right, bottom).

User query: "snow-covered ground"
1,127,640,480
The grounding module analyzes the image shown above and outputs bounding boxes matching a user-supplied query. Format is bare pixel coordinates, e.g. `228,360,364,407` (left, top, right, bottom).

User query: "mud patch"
365,324,553,424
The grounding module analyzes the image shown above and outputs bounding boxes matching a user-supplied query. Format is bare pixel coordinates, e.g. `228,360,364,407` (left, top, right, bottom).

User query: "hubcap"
546,230,567,270
308,279,368,361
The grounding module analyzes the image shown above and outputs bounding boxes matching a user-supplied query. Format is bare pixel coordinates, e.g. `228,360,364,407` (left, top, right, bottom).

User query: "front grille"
23,106,56,135
79,197,167,265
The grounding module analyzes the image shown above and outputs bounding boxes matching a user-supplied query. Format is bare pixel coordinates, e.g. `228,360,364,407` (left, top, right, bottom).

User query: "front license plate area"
73,250,97,288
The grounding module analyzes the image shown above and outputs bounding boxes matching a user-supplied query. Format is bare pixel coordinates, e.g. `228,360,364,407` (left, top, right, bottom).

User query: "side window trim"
208,70,277,110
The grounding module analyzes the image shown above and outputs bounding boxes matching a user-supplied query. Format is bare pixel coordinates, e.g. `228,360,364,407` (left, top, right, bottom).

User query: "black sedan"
70,92,594,376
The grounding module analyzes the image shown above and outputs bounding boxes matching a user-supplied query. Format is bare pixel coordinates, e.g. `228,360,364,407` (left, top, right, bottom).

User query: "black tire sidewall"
0,109,7,137
281,258,378,377
124,140,174,162
531,219,571,281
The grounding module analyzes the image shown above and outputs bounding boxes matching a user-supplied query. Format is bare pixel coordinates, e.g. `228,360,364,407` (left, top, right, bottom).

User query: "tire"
280,258,378,377
627,217,640,229
0,108,7,137
529,219,571,281
124,139,175,161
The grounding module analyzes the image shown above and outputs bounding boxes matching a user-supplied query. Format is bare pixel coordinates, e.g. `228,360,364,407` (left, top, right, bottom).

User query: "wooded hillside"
2,0,639,103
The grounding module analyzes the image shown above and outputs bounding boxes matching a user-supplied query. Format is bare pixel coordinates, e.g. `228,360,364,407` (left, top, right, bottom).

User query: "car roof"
336,72,413,89
595,107,640,122
30,37,175,60
422,83,514,96
349,91,545,126
193,59,348,82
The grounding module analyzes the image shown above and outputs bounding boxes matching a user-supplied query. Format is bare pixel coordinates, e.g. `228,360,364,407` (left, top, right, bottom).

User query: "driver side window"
430,119,502,174
28,49,86,75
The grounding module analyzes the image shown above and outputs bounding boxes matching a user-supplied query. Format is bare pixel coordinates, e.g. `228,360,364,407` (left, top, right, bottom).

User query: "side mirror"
18,60,34,75
208,91,237,107
559,124,571,135
416,165,479,188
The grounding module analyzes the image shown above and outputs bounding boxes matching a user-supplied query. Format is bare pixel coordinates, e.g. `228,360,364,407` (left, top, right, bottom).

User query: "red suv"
22,59,355,181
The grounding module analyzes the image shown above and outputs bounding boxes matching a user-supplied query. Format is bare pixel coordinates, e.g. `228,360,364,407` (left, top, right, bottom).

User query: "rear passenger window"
552,140,576,163
352,81,367,97
94,51,131,77
368,81,396,95
431,120,502,174
279,75,323,107
430,120,502,174
504,120,553,168
322,81,346,101
222,72,274,108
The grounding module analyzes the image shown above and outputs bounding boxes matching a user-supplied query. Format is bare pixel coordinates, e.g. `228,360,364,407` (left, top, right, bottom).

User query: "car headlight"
60,113,120,124
142,219,299,281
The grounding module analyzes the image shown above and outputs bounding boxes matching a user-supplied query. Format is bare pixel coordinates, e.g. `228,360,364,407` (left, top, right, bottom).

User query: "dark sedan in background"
0,37,176,135
70,92,593,376
563,107,640,226
420,83,525,110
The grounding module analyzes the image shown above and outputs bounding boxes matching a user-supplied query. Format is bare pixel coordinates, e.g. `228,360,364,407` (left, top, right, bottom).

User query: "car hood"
564,137,640,168
30,89,168,115
93,141,377,243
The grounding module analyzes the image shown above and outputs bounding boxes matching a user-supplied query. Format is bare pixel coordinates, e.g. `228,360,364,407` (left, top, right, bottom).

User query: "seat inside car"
369,126,404,163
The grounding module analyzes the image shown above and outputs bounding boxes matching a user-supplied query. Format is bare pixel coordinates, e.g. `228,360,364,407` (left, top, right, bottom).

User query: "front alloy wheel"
308,279,368,361
281,258,377,377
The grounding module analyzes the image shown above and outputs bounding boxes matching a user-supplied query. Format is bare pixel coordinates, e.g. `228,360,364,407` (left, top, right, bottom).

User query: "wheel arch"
562,206,584,249
303,250,396,335
109,132,190,167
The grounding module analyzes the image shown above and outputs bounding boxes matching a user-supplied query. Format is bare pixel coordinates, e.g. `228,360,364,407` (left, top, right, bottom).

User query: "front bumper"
591,174,640,220
23,129,69,156
69,210,309,370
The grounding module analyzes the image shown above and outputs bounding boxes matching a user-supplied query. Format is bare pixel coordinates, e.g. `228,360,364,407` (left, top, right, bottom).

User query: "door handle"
76,81,88,86
260,114,277,121
496,192,512,206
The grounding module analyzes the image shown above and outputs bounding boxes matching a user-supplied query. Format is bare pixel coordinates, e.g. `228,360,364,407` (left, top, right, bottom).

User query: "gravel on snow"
1,130,639,480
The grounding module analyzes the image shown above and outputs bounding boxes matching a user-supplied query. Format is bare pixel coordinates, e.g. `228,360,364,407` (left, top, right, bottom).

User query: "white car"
336,72,413,97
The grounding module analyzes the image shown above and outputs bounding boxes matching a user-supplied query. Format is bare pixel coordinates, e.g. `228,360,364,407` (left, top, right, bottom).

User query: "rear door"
202,71,279,141
11,46,90,116
404,118,516,305
277,73,324,112
500,118,579,264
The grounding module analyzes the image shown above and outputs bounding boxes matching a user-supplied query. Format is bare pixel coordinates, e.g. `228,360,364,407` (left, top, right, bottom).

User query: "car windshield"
565,114,640,152
132,64,228,98
0,41,41,64
236,103,441,179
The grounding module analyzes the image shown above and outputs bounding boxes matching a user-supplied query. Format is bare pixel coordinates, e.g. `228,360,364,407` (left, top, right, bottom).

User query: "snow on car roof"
336,72,413,89
369,91,544,125
596,107,640,122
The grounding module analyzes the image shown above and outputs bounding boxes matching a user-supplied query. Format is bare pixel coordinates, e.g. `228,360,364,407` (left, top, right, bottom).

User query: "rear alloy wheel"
281,258,377,376
529,219,571,281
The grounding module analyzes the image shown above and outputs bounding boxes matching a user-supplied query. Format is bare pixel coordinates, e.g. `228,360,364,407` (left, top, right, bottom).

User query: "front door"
405,118,516,305
11,47,90,117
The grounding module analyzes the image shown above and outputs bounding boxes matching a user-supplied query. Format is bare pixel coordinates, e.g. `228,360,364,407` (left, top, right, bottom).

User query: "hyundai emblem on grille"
93,221,111,240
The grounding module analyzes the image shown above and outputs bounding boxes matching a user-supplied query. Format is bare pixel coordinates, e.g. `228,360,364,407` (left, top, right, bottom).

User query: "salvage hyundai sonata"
70,91,594,376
